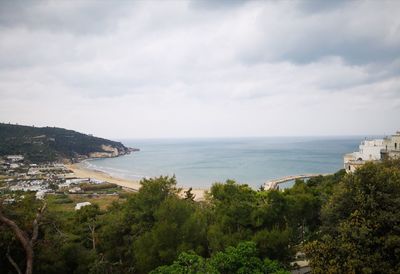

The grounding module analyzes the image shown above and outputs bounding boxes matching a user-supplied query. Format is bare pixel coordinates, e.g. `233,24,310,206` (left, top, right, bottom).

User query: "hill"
0,123,134,163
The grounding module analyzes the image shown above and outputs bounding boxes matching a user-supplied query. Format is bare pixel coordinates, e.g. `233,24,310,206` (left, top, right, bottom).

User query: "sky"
0,0,399,139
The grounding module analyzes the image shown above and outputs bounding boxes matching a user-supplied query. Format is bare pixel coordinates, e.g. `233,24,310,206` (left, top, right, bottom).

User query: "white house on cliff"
344,131,400,173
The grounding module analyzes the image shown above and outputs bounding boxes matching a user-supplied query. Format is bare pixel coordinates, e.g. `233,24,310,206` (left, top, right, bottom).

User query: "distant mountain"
0,123,135,163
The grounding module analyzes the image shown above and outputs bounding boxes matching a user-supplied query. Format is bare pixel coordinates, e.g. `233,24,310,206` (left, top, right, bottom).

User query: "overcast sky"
1,0,399,139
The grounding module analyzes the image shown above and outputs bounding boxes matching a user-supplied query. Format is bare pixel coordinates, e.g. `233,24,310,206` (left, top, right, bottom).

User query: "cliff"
0,123,136,163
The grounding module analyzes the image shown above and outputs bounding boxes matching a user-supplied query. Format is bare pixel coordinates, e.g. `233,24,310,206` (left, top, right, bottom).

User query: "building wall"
383,132,400,151
356,139,384,161
344,139,384,164
344,132,400,173
344,139,385,173
381,150,400,160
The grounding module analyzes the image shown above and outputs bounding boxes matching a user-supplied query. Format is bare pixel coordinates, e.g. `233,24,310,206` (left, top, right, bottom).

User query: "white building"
344,131,400,173
89,178,106,184
2,198,16,205
69,186,82,193
382,131,400,160
67,178,89,184
344,139,385,173
356,139,384,160
6,155,24,162
28,168,40,175
10,163,20,169
75,202,92,210
36,190,47,200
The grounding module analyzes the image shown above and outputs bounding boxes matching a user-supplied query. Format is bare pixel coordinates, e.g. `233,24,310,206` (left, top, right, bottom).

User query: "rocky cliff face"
87,144,139,159
88,145,119,158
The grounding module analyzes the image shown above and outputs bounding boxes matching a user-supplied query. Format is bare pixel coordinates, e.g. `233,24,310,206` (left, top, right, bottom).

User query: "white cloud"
0,0,399,138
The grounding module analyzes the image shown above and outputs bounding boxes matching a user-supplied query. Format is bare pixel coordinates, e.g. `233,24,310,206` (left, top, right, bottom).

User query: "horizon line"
113,134,388,141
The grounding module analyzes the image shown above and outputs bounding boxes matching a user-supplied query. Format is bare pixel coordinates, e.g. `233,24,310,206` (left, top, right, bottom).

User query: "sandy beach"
66,163,142,190
66,163,206,201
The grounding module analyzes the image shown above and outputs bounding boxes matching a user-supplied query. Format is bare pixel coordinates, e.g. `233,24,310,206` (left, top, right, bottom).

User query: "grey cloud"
189,0,246,10
237,1,400,66
297,0,348,14
0,0,399,137
60,74,162,99
317,61,400,91
283,40,400,65
240,28,400,67
0,0,133,35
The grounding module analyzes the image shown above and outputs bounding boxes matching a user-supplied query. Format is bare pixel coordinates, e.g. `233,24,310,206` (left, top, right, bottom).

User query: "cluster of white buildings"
9,180,49,192
1,156,94,202
6,155,25,162
1,155,24,170
344,131,400,173
1,155,117,209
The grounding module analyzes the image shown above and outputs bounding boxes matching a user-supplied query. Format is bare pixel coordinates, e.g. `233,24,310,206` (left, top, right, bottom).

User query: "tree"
284,180,321,242
305,161,400,273
252,228,292,263
96,202,129,265
0,200,46,274
133,197,207,273
151,241,290,274
207,180,257,252
150,251,217,274
74,204,101,251
96,176,207,273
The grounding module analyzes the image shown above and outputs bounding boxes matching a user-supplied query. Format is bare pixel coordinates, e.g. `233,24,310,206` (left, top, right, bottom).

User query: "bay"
84,136,367,189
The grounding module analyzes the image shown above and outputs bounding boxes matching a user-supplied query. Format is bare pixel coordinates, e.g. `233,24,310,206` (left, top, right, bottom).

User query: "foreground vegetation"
1,160,400,273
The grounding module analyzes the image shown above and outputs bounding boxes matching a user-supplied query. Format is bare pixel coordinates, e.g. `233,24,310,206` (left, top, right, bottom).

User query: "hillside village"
0,155,124,209
344,131,400,172
0,123,140,210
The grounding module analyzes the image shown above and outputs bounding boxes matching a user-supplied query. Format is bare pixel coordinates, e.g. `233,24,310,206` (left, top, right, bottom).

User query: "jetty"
264,173,332,190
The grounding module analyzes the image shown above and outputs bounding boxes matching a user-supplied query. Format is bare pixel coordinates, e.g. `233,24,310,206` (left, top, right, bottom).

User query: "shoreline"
66,161,207,201
66,162,142,191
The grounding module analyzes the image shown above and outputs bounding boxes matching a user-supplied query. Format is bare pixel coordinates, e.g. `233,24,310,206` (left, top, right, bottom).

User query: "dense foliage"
1,160,400,273
305,160,400,273
151,242,289,274
0,123,129,162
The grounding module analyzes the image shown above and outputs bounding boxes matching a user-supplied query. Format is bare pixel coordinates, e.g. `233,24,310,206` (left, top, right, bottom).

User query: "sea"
82,136,369,189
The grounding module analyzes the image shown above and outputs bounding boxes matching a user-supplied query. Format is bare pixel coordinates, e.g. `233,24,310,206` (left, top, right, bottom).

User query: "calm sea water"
83,137,366,189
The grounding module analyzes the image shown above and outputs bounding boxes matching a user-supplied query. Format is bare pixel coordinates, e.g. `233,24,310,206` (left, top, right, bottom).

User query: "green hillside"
0,123,132,163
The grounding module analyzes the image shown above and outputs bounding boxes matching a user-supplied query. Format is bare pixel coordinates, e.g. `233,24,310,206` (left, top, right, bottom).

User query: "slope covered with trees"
1,160,399,273
0,123,131,163
305,161,400,273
